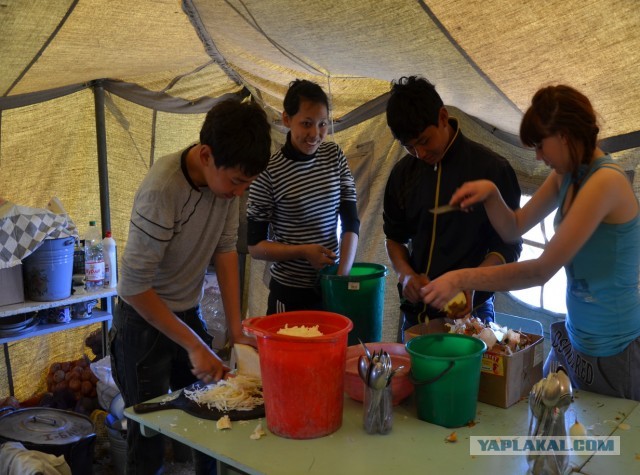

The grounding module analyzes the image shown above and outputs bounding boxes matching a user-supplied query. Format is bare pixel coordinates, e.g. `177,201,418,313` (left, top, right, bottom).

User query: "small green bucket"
406,334,487,428
319,262,388,346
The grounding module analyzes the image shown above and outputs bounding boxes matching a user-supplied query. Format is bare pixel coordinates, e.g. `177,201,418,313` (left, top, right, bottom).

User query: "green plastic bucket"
406,334,487,428
319,262,388,346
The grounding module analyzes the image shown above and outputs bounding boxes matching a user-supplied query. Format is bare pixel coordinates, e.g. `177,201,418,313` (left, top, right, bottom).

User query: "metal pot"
0,407,96,474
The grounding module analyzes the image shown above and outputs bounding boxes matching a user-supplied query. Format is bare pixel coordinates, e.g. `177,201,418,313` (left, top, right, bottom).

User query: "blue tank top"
554,155,640,356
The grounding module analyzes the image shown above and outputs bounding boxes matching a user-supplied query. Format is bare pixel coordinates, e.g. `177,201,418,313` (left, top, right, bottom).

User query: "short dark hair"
520,85,599,178
200,100,272,177
283,79,329,116
386,76,443,144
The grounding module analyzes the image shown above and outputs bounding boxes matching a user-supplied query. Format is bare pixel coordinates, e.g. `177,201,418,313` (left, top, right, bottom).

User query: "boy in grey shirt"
110,99,271,475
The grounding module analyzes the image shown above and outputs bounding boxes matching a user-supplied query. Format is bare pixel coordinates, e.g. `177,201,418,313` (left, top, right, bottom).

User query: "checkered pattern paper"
0,201,78,269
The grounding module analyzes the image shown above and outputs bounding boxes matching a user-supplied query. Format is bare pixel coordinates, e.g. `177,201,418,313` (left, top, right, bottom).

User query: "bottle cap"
105,231,112,238
89,220,96,226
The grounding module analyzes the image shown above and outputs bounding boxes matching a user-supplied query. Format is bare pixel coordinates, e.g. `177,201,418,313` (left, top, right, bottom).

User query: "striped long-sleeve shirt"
247,138,359,288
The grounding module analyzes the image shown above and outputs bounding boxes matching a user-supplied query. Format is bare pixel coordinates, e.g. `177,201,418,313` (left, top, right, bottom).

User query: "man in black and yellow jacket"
383,76,522,338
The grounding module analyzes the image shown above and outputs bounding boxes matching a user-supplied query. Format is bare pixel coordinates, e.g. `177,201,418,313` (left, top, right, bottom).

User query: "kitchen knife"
428,204,461,215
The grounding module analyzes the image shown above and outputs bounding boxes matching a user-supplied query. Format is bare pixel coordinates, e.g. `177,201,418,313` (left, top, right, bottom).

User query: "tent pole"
92,80,111,235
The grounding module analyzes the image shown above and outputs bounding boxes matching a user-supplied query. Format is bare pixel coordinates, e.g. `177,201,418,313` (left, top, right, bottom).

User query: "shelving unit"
0,286,117,396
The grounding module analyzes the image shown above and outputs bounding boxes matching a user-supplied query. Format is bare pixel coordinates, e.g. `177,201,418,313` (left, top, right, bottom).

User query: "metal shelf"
0,310,112,345
0,287,116,318
0,287,116,397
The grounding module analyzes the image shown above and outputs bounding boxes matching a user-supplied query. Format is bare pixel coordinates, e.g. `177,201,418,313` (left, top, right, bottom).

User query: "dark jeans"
109,299,217,475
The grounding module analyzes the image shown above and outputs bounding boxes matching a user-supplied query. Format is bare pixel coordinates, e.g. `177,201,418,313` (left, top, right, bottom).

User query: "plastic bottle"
73,238,85,277
84,221,105,291
103,231,117,289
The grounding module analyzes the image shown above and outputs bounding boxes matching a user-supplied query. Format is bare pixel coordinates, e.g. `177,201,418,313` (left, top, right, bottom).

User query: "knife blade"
428,204,461,215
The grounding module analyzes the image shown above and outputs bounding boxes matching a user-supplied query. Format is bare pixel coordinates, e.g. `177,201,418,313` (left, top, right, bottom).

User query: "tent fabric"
1,0,639,401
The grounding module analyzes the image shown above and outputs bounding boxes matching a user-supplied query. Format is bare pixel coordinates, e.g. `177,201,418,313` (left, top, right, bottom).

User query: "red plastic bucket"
242,311,353,439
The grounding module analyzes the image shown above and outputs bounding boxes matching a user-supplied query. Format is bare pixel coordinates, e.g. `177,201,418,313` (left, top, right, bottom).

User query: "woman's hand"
419,271,463,311
451,180,498,209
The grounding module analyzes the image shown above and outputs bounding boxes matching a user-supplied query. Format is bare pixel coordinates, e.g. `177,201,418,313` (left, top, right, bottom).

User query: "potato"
68,378,81,392
81,381,93,396
81,368,93,381
53,370,66,383
444,292,467,317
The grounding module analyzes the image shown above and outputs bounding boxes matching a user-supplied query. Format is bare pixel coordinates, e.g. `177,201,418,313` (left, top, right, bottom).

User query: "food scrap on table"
250,422,266,440
216,415,232,430
569,419,587,437
445,431,457,443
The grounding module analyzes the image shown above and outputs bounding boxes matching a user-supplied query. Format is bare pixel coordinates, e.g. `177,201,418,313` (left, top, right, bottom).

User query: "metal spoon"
358,355,369,383
556,366,573,408
387,365,405,386
368,361,387,390
536,374,561,436
543,373,561,407
358,338,373,363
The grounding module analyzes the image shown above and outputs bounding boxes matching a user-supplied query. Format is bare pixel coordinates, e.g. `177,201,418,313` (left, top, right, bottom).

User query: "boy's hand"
189,343,230,384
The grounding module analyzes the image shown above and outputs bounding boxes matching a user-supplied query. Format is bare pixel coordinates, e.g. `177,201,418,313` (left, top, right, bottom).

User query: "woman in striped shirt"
247,79,360,314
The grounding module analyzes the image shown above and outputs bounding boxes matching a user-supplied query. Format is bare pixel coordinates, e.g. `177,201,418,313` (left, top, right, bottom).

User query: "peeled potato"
569,419,587,437
444,291,467,316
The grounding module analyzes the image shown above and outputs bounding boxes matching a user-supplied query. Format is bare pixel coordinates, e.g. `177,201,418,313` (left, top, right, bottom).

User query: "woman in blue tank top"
420,85,640,400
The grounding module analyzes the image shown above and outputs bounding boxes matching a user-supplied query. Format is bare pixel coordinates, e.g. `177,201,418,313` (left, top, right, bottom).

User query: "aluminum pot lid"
0,408,94,445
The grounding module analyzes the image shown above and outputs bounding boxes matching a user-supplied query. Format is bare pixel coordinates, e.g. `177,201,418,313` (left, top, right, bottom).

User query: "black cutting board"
133,381,264,421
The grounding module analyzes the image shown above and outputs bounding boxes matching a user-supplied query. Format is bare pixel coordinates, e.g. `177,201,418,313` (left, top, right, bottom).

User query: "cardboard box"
404,321,544,409
0,264,25,307
404,318,449,342
477,332,544,408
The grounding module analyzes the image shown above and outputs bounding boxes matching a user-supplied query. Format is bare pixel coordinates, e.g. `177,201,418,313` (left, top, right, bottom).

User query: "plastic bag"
90,356,119,411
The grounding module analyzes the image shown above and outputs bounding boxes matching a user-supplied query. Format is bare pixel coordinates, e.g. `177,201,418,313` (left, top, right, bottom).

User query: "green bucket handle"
408,360,455,386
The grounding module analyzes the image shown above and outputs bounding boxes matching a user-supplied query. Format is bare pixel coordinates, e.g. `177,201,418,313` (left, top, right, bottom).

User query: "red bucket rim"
243,311,353,342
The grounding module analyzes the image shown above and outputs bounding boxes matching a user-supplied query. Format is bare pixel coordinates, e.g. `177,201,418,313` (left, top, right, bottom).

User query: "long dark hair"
520,85,599,184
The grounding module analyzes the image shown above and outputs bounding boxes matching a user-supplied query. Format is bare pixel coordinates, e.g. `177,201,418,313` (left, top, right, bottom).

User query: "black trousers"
109,299,216,475
267,278,323,314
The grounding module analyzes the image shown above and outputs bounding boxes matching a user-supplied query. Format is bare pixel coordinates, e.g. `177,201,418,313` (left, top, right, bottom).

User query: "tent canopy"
1,0,639,399
3,0,639,142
